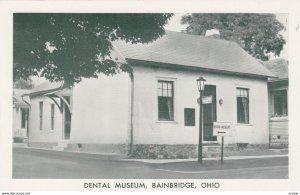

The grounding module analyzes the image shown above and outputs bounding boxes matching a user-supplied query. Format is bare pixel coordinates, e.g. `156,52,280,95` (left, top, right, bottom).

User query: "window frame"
272,89,288,117
157,79,175,122
236,87,250,124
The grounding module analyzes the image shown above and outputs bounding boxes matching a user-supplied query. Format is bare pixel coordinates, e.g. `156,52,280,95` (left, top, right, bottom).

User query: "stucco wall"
70,73,130,144
132,65,269,145
29,96,63,142
27,66,269,147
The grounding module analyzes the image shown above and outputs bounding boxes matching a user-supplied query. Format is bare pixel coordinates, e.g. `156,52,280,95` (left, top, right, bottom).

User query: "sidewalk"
13,143,288,164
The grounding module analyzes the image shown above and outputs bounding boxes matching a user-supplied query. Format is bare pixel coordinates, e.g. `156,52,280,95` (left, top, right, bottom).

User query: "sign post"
221,136,224,164
213,122,232,164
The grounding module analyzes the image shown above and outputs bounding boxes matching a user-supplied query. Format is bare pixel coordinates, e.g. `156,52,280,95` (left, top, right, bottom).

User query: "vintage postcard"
0,0,300,193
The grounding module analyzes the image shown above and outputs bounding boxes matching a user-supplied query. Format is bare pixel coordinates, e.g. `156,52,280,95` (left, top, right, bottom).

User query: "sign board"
202,95,213,104
213,122,232,137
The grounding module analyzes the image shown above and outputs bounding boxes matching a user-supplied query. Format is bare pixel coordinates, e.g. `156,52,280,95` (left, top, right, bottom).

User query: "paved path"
13,147,288,179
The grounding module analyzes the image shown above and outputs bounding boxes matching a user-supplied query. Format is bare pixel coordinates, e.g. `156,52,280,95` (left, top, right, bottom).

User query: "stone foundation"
130,144,198,159
130,143,271,159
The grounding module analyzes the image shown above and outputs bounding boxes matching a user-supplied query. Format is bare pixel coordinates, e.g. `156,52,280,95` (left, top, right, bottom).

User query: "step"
57,142,69,147
52,145,66,151
203,151,239,158
203,145,235,152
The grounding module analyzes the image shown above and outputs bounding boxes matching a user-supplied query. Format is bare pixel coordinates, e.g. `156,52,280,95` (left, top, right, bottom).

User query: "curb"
120,154,288,164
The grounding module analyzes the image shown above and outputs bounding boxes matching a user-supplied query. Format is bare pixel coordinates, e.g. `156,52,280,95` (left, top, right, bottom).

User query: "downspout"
128,72,134,156
111,43,134,156
21,95,31,147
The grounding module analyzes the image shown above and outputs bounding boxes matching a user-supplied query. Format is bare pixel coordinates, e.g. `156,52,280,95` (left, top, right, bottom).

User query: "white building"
24,31,275,158
13,89,30,142
263,59,289,148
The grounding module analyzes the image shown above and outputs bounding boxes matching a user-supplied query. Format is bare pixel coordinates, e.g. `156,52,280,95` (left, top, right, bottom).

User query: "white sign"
202,96,213,104
213,122,232,137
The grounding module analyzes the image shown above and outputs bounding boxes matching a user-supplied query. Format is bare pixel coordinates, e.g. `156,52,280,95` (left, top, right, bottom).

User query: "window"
184,108,195,126
273,90,288,117
39,101,43,130
21,108,27,128
51,104,55,130
236,88,249,124
158,80,174,121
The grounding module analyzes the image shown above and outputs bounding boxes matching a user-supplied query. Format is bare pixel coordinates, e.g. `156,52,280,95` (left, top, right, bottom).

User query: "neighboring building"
13,89,30,142
263,59,289,148
24,82,72,149
24,31,274,158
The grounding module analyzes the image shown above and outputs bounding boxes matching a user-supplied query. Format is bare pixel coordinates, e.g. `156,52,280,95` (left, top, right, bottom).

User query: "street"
13,147,288,179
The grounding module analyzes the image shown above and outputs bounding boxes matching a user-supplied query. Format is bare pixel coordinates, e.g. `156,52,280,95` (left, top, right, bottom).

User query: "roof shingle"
113,31,273,77
262,58,288,79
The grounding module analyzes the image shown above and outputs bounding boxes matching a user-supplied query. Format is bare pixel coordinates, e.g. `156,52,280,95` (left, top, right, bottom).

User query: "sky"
164,13,187,32
165,13,289,59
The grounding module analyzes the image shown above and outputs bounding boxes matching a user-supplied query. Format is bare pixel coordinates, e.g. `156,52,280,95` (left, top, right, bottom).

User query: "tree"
181,13,285,61
14,13,173,85
13,78,33,89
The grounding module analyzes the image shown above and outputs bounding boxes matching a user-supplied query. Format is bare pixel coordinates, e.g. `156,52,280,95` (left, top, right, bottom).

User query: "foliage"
181,13,286,61
13,78,33,89
14,13,173,85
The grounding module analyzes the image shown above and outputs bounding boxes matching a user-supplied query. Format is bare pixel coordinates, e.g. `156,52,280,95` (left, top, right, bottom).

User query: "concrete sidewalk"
13,144,288,164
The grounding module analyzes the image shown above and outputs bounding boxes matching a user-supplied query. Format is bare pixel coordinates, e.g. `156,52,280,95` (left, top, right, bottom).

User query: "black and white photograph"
1,0,300,193
11,12,289,179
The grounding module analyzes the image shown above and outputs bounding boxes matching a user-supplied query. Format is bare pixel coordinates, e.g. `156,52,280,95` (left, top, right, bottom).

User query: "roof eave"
127,58,273,79
268,78,289,83
24,87,65,97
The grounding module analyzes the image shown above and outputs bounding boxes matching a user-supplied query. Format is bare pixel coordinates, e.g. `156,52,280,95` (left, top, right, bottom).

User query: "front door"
203,85,217,141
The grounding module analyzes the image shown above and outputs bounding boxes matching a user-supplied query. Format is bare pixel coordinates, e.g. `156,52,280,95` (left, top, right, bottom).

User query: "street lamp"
196,76,206,164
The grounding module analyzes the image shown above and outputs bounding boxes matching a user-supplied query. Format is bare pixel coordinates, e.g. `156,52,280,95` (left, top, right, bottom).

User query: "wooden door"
203,85,217,141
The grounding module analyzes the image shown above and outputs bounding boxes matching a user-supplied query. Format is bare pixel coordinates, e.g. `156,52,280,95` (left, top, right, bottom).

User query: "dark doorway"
63,96,71,140
203,85,217,141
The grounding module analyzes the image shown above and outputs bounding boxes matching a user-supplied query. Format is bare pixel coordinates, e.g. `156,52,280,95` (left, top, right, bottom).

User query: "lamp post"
197,76,206,164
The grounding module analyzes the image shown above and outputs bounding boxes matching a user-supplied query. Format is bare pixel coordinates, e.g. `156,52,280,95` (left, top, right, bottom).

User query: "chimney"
205,29,220,39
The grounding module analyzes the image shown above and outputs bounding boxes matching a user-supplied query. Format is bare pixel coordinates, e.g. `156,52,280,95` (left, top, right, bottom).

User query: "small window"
236,88,249,124
51,104,55,130
39,101,43,130
21,108,27,128
158,80,174,121
184,108,195,126
273,90,288,117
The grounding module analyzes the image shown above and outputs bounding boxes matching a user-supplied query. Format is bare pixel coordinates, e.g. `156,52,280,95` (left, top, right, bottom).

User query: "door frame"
202,84,218,144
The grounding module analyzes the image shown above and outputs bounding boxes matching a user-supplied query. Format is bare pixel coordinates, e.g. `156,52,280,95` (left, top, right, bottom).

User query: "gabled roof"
113,31,273,78
262,58,288,80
